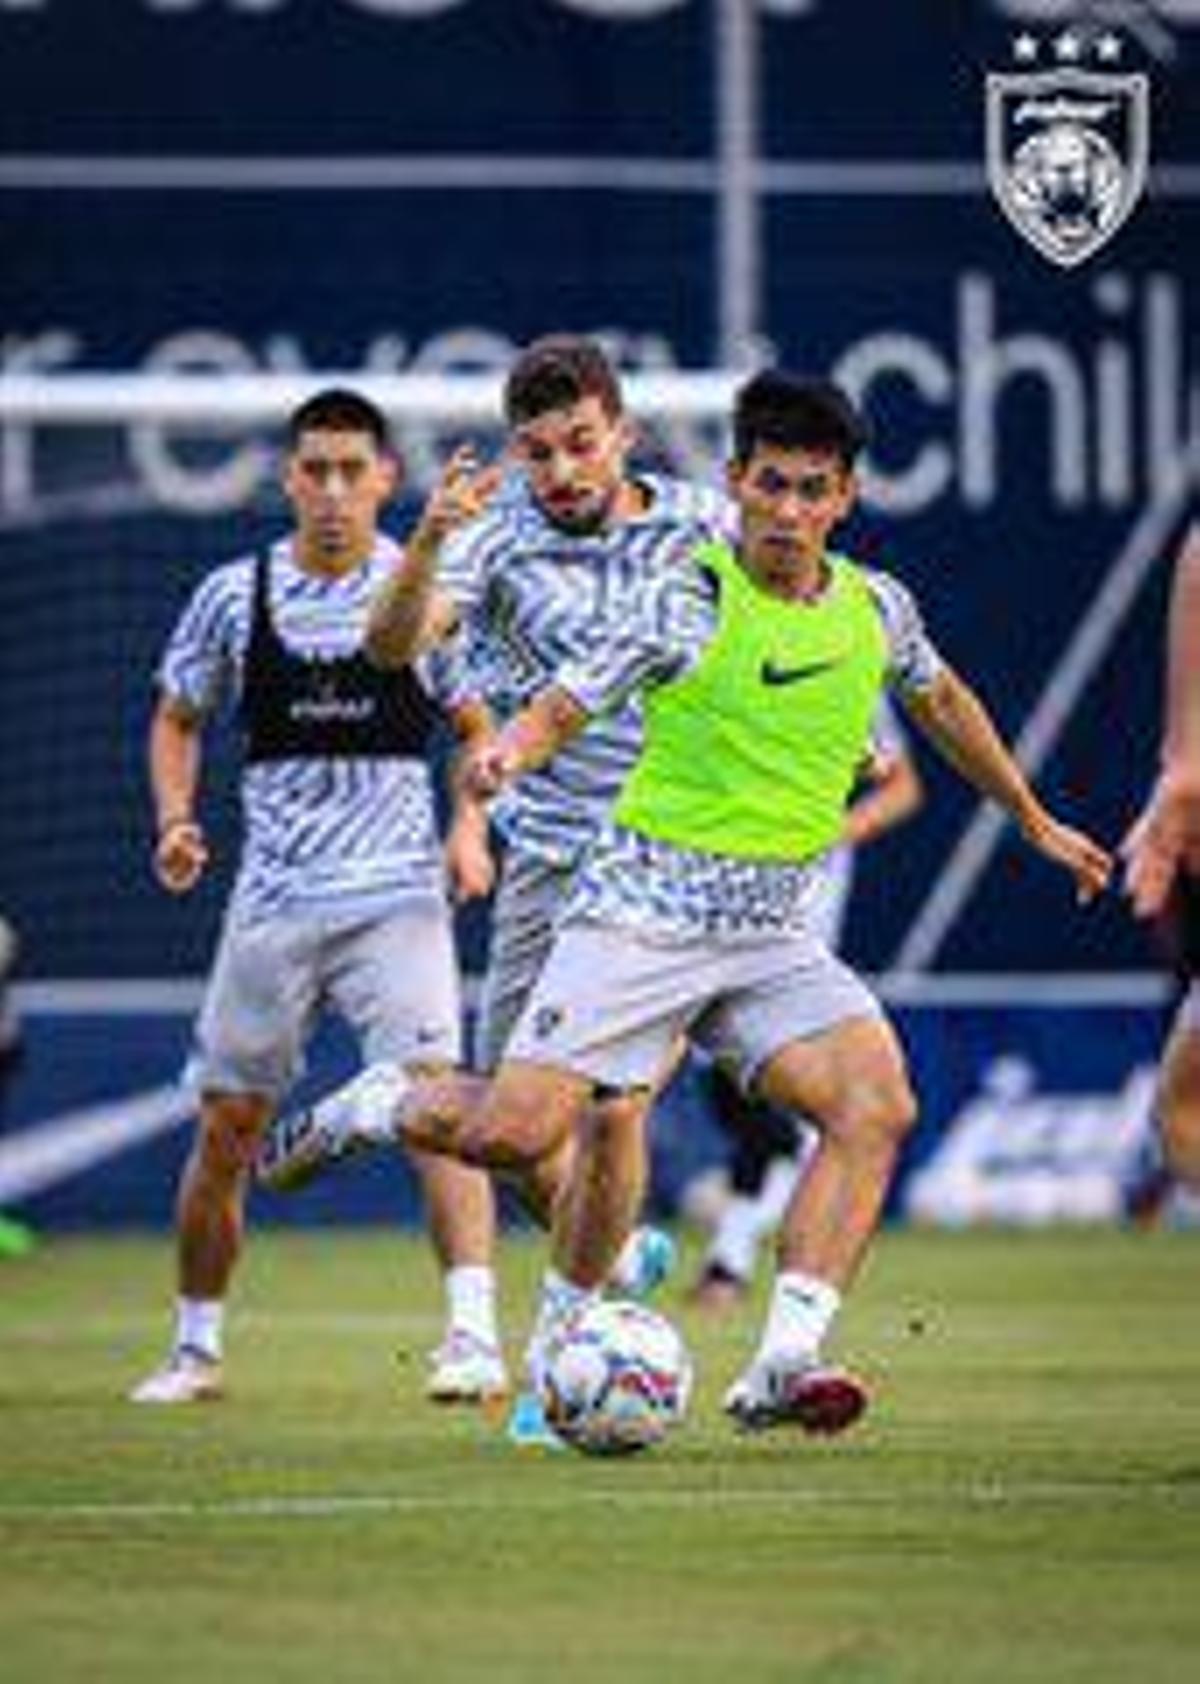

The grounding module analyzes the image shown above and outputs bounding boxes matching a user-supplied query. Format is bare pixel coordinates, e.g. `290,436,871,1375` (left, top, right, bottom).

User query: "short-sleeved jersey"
158,536,456,925
438,472,733,866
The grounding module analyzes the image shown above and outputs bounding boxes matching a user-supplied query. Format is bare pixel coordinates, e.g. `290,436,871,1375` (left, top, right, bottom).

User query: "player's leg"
708,941,915,1433
689,1059,805,1310
410,1145,507,1403
256,850,574,1191
467,852,675,1295
327,904,508,1404
551,1086,652,1291
131,915,315,1403
129,1088,275,1402
691,856,850,1310
1160,984,1200,1189
507,927,714,1387
404,926,694,1447
175,1090,273,1305
258,854,673,1297
759,1014,915,1285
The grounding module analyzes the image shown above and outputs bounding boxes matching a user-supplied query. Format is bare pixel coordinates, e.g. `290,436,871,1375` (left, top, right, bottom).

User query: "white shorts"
189,898,462,1100
474,849,575,1072
506,922,882,1092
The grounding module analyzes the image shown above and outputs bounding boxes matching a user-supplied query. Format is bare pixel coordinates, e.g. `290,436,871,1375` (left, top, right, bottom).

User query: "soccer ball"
540,1299,692,1456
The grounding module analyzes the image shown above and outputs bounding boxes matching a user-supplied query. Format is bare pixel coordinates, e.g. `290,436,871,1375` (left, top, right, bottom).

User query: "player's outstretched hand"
1122,763,1200,919
461,738,520,802
154,819,209,894
411,446,504,550
1023,812,1112,904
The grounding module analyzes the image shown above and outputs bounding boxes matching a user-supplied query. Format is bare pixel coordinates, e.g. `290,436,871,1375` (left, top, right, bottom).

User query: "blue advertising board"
0,988,1174,1229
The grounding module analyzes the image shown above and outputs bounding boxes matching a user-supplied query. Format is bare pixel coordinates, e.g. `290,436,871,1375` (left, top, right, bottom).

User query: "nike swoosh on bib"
759,656,843,686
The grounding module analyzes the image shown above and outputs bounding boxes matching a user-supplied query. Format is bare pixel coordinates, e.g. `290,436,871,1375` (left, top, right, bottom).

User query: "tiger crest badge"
986,31,1149,269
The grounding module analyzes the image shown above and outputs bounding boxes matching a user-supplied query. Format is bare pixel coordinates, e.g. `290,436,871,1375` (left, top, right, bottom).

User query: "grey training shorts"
505,920,883,1092
474,849,576,1072
188,897,462,1100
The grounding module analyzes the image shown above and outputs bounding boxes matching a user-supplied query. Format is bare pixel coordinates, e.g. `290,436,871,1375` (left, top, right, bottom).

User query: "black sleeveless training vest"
240,553,442,763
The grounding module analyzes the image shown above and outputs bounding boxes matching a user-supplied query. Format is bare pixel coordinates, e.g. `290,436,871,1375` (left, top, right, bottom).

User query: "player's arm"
841,746,924,849
464,686,590,797
148,694,209,894
444,696,499,902
1123,525,1200,917
365,447,502,668
463,562,716,799
902,664,1111,902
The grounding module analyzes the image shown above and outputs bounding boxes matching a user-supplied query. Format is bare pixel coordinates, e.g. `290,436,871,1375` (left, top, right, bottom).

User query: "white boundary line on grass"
1,1481,1194,1524
4,1310,445,1342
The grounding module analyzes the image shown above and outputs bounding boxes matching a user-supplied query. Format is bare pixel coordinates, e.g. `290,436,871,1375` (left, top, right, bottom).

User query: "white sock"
708,1196,769,1281
756,1270,841,1365
759,1150,808,1228
175,1297,224,1362
708,1157,805,1281
348,1060,411,1144
444,1264,499,1348
608,1226,650,1291
526,1269,597,1388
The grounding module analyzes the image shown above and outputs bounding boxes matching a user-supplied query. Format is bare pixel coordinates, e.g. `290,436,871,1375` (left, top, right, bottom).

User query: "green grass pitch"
2,1226,1198,1683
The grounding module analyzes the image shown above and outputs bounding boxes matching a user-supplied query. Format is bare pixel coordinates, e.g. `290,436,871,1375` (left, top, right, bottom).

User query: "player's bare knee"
829,1074,916,1157
463,1098,563,1170
463,1066,587,1169
197,1092,270,1177
461,1115,544,1170
580,1089,646,1153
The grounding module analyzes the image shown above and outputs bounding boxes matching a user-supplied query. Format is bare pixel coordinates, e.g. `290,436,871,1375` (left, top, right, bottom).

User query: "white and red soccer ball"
540,1299,693,1456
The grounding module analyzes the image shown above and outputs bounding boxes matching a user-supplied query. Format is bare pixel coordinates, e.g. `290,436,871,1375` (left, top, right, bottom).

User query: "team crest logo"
986,31,1149,268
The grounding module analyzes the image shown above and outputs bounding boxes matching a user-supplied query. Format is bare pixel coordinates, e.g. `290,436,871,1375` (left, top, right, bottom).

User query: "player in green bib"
615,537,889,862
458,369,1110,1432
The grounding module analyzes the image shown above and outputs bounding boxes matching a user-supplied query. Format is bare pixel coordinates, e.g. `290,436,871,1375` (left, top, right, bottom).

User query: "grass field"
2,1225,1199,1683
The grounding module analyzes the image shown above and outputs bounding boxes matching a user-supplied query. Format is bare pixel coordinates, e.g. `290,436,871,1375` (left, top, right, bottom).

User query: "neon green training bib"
615,542,888,862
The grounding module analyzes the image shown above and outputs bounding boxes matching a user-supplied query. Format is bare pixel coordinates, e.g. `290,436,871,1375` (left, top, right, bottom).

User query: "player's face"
284,428,397,567
729,444,855,591
508,395,634,535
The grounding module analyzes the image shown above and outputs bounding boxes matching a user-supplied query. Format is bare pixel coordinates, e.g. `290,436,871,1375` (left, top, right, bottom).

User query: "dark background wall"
1,0,1197,981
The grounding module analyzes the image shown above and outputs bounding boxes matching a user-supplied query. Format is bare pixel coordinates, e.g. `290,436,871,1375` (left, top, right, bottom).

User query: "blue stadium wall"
0,1,1195,1228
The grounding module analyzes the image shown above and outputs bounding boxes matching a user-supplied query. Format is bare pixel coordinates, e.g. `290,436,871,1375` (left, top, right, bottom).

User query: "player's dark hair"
287,387,393,452
732,371,868,471
504,335,623,427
